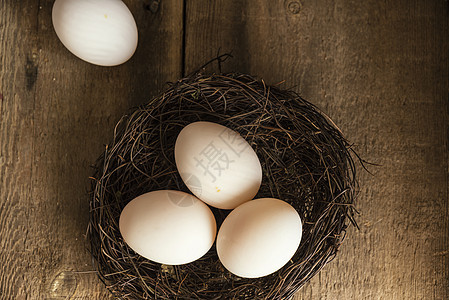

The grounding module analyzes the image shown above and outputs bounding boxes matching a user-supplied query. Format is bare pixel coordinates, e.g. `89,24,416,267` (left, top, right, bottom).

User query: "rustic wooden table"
1,1,448,299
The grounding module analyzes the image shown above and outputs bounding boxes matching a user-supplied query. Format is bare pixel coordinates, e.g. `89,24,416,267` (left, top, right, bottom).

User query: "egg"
119,190,216,265
175,122,262,210
216,198,302,278
52,0,138,66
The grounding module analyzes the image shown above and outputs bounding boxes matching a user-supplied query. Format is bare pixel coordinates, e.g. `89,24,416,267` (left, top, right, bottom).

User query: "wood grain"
1,0,448,299
0,0,183,299
184,0,449,299
0,1,39,298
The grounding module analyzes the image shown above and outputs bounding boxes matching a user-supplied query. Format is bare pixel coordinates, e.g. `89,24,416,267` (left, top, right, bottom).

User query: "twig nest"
88,73,358,299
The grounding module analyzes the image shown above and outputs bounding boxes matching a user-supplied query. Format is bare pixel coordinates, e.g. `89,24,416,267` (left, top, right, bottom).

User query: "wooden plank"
2,0,448,299
185,0,449,299
0,0,183,299
0,1,40,299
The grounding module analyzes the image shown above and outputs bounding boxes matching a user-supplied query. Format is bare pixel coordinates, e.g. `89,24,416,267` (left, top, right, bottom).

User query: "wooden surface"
1,0,447,299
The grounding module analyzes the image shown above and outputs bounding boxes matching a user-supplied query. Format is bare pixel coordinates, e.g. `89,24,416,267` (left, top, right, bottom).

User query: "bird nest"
87,72,359,299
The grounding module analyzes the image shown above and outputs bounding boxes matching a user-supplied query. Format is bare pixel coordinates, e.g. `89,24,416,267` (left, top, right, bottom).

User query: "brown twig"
87,73,360,300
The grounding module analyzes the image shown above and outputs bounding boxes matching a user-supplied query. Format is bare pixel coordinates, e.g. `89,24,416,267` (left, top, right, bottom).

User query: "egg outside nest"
88,73,360,300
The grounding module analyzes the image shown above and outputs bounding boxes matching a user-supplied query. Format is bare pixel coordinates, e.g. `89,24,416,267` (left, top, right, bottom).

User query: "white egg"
175,122,262,210
119,190,216,265
52,0,138,66
216,198,302,278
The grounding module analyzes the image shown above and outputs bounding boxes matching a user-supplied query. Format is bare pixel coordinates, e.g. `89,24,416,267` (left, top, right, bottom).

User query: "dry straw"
88,72,359,299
